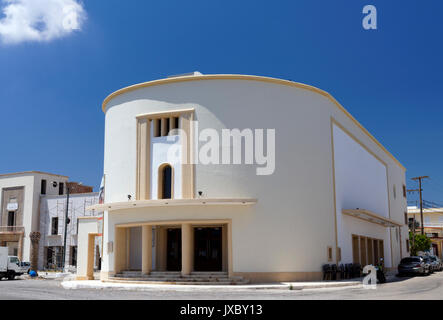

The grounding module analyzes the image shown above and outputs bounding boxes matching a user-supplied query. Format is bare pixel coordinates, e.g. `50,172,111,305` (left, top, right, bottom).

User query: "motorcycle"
363,258,387,285
375,258,386,283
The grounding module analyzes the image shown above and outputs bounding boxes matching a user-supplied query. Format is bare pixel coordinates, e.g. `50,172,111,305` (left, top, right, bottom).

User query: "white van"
0,247,29,280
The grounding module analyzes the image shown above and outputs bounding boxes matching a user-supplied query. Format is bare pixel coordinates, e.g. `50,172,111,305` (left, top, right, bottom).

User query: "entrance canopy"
342,209,402,228
87,198,257,213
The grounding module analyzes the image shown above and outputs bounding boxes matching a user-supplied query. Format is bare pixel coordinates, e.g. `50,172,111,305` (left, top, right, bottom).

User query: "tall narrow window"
165,118,170,136
59,182,64,195
154,119,161,137
51,217,59,235
159,164,172,199
41,179,47,195
174,117,179,130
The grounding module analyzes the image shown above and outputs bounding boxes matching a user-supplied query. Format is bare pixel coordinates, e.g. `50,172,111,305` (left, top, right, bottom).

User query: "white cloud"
0,0,86,44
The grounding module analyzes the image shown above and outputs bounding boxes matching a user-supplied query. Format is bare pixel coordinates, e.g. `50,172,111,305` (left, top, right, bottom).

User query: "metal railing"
423,223,443,228
0,226,25,233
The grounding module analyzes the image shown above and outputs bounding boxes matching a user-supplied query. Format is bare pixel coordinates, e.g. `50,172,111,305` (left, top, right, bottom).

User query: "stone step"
107,278,250,285
149,272,181,276
116,275,232,281
107,277,249,285
137,277,232,282
191,272,228,275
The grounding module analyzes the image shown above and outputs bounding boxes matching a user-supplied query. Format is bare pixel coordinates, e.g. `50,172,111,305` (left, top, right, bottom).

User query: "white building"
0,171,68,261
38,192,99,271
79,73,408,283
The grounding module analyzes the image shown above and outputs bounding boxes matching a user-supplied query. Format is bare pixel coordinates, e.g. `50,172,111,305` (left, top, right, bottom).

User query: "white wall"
101,76,407,275
150,134,182,199
333,124,392,266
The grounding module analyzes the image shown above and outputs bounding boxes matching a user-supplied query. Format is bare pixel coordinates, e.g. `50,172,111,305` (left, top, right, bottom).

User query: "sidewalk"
61,279,363,291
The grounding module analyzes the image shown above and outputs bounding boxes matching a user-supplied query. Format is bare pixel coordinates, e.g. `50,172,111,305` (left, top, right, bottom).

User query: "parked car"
422,256,433,274
398,256,431,276
428,256,442,272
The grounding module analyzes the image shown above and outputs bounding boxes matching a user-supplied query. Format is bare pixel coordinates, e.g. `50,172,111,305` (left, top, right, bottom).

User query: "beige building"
407,206,443,258
78,73,408,283
0,171,68,261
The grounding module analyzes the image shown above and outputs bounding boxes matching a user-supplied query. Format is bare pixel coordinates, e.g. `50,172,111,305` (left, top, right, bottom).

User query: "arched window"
159,164,173,199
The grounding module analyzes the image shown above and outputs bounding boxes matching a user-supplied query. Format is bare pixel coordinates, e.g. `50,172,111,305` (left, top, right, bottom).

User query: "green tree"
409,232,432,256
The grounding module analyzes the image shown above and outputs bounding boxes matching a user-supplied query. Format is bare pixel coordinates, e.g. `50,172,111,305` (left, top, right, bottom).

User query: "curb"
61,280,363,292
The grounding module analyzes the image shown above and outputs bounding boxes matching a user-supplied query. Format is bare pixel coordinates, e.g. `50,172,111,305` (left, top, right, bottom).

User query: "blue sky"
0,0,442,204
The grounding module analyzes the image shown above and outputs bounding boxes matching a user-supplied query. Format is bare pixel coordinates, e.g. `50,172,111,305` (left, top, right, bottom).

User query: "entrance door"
194,227,222,271
166,228,181,271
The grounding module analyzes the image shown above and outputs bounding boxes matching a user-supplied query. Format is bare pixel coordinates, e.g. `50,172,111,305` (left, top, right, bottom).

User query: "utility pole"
407,189,419,249
62,185,71,272
411,176,429,235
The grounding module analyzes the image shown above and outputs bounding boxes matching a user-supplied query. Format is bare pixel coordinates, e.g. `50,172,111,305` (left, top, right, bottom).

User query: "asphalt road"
1,272,443,300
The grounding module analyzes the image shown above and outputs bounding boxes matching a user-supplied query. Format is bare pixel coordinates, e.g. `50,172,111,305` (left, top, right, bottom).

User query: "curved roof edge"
101,74,405,171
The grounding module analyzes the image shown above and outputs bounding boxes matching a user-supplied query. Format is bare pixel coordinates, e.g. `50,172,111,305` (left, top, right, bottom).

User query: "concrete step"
149,271,181,276
112,270,248,285
115,275,232,281
107,278,250,285
190,272,228,275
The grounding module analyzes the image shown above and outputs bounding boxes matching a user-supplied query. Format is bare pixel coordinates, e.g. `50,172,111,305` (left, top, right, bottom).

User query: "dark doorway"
194,227,222,271
166,228,181,271
160,165,172,199
7,211,15,231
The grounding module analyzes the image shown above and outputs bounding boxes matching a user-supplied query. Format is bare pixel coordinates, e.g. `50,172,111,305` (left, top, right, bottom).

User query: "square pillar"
181,223,192,276
227,222,233,278
156,227,167,271
114,228,128,274
142,225,152,275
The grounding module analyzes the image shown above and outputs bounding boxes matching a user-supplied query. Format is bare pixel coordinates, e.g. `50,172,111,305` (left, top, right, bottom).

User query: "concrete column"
137,118,150,200
181,114,194,199
227,223,233,278
181,224,192,276
142,225,152,275
114,228,127,274
156,227,167,271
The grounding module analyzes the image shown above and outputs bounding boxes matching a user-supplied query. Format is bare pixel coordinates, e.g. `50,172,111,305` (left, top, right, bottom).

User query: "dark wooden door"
166,228,181,271
194,227,222,271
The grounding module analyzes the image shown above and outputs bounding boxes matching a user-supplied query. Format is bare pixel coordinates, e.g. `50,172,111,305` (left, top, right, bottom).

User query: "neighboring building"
38,192,99,271
407,206,443,258
0,171,69,261
0,171,96,272
82,73,408,283
67,182,93,194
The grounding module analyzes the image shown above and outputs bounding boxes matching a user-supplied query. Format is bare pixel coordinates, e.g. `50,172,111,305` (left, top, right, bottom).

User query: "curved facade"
93,74,407,282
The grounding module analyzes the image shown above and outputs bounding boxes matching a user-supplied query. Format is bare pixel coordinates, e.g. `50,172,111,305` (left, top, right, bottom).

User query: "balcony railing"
423,223,443,229
0,226,25,233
